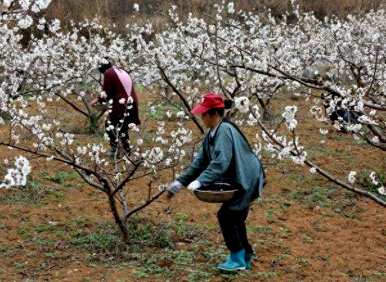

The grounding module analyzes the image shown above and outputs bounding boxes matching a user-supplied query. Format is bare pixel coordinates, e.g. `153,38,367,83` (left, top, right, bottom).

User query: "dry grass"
45,0,385,31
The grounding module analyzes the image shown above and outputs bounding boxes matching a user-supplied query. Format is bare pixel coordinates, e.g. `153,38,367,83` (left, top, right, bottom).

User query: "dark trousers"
105,116,130,153
217,205,253,254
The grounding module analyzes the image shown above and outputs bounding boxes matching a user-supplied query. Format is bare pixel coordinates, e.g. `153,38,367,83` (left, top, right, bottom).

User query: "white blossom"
3,0,13,8
346,124,362,133
176,111,186,119
49,19,61,33
100,91,107,99
235,97,250,113
136,139,144,146
0,156,31,189
17,15,33,29
227,2,235,14
348,171,357,184
369,171,379,186
19,0,31,10
36,0,51,10
282,106,298,130
371,136,380,143
165,158,172,166
309,167,317,174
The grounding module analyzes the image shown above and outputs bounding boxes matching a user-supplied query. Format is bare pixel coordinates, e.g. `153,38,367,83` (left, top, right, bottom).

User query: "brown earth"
0,92,385,281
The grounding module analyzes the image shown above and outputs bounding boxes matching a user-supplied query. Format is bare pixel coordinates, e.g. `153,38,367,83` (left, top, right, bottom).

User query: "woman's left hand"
90,98,100,107
187,180,201,191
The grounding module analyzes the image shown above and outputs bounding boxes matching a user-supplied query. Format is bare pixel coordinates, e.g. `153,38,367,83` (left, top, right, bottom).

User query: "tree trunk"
107,193,129,242
88,113,102,134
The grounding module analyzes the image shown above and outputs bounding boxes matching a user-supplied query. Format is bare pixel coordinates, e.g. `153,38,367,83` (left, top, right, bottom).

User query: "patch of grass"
289,186,332,208
317,255,330,262
70,217,92,229
33,237,56,248
308,142,355,161
134,246,220,280
289,185,363,218
67,216,216,280
296,256,310,268
330,190,364,219
135,254,174,279
45,190,65,202
70,218,187,261
271,254,290,266
128,218,174,249
187,270,212,282
44,252,59,258
174,250,194,265
218,271,240,280
42,171,79,186
201,244,226,262
72,229,124,254
279,227,292,238
0,244,10,255
358,170,386,202
174,213,204,240
34,224,60,234
265,209,276,222
14,261,27,272
286,172,308,183
370,272,386,280
248,225,273,234
347,271,370,282
0,180,47,205
16,225,32,240
250,271,278,279
302,234,314,244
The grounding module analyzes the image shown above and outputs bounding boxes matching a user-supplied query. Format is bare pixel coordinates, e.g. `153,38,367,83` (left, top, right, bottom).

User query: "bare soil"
0,93,385,281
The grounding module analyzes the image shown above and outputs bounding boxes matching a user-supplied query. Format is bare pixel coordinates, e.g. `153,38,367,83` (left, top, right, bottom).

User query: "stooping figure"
167,93,265,272
92,61,140,157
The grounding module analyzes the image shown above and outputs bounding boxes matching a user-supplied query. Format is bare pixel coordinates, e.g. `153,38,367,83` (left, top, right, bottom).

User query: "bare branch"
156,61,205,134
124,190,166,223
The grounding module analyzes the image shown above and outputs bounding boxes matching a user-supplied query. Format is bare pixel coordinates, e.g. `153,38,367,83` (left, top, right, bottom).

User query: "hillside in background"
46,0,385,30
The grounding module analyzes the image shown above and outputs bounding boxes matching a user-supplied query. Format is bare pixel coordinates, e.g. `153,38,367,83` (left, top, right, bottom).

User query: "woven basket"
193,182,238,203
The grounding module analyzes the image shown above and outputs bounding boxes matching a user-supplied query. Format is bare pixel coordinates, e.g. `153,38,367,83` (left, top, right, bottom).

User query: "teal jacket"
177,120,265,210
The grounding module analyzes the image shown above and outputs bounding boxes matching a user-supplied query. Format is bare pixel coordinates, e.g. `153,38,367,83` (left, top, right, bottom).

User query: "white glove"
167,180,183,195
187,180,201,191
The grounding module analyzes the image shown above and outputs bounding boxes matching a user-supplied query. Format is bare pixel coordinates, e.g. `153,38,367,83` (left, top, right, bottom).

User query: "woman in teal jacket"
167,93,265,272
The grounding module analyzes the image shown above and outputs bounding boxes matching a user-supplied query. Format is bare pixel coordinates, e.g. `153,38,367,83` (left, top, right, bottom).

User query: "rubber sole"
217,266,246,272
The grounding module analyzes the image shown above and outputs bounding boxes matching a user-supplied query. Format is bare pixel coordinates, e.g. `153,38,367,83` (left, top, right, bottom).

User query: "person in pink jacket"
92,61,140,156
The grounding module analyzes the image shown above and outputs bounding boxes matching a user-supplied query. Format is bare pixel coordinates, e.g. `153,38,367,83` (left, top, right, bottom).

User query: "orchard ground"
0,91,385,281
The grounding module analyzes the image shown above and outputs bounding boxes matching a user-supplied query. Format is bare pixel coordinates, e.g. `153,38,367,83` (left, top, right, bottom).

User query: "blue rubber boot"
245,252,255,270
217,249,247,272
